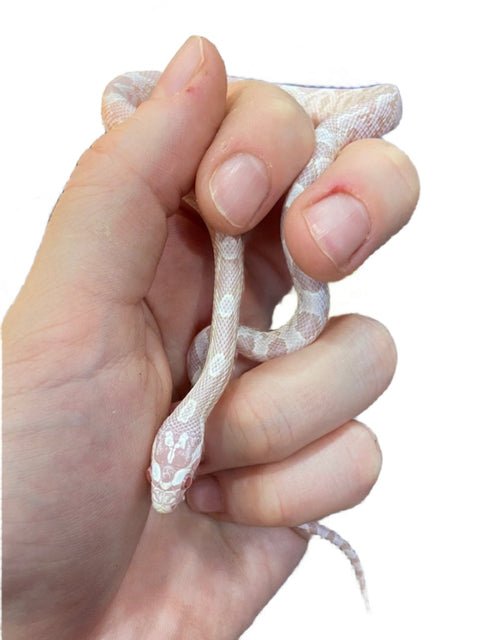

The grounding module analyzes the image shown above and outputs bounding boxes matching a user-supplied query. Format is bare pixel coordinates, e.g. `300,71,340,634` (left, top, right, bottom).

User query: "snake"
102,71,402,608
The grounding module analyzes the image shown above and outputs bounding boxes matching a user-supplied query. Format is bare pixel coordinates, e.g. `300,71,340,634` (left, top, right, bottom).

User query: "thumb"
31,37,226,304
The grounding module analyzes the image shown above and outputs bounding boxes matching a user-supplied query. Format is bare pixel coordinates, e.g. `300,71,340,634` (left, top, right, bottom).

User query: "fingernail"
210,153,270,227
160,36,204,97
303,193,371,268
187,476,224,513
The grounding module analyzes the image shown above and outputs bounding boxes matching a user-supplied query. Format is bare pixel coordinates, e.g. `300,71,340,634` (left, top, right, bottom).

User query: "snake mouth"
152,502,177,514
151,486,182,513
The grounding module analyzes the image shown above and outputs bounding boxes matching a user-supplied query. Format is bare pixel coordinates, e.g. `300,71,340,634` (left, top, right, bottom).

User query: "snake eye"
182,474,193,490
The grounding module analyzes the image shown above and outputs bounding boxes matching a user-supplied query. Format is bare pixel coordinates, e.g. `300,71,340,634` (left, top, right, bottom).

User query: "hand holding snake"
3,37,419,638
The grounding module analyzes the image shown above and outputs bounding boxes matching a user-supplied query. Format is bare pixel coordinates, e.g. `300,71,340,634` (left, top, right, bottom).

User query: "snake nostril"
182,474,193,490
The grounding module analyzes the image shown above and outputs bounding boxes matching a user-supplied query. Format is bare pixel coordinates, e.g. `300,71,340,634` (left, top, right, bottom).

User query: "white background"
2,1,479,638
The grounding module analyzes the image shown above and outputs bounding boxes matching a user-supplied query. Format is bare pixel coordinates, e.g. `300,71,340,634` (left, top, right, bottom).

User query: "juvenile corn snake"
102,72,402,608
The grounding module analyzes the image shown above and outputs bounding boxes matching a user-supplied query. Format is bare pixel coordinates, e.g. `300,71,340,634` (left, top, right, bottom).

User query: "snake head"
149,416,204,513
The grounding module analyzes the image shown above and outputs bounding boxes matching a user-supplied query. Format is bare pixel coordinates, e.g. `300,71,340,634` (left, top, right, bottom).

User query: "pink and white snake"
102,72,402,608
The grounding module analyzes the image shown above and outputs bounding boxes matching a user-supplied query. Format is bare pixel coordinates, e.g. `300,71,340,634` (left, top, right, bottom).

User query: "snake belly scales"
102,71,402,608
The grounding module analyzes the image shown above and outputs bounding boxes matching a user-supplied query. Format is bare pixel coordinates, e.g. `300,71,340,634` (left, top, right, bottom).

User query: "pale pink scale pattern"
102,73,402,608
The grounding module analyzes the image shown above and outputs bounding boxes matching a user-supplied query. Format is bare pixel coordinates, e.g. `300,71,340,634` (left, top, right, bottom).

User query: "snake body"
102,72,402,607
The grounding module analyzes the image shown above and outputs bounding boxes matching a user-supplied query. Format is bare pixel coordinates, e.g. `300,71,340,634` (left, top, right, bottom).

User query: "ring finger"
197,313,395,472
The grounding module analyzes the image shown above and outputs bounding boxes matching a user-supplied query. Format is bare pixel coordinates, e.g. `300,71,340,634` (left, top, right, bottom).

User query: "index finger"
194,80,315,234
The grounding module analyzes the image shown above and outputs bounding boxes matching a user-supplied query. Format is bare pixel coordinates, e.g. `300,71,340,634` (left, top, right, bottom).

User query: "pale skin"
2,37,419,639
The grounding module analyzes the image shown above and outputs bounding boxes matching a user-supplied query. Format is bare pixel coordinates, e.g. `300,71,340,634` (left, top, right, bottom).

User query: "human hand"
2,37,419,639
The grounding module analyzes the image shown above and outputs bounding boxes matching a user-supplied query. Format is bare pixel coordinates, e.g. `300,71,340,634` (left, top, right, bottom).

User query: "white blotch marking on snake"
102,72,402,610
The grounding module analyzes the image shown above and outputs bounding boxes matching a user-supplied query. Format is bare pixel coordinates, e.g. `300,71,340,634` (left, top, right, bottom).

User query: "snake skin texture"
102,72,402,608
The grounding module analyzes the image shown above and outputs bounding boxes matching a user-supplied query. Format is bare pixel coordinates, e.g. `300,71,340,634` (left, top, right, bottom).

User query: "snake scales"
102,71,402,608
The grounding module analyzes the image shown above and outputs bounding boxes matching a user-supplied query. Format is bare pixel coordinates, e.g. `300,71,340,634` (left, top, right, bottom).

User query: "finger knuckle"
230,377,292,463
253,470,290,525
